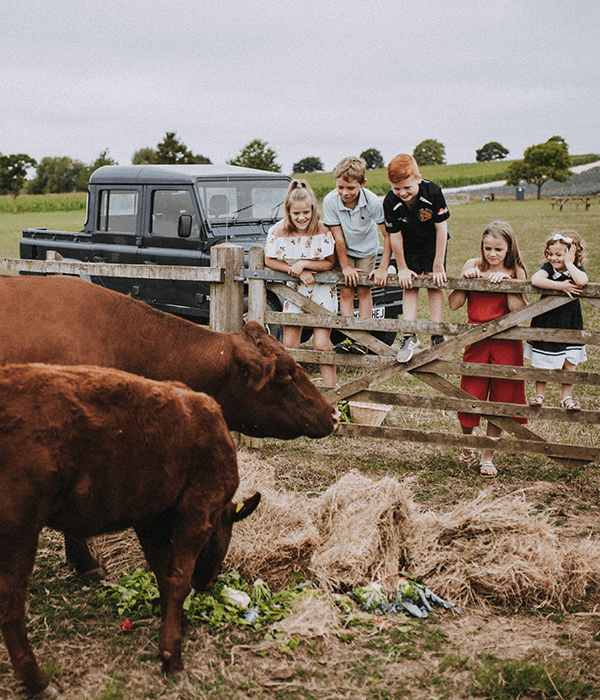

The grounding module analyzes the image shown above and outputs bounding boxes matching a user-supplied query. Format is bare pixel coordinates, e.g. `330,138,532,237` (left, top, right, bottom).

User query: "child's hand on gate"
342,265,360,287
561,279,582,298
369,267,388,287
397,268,417,289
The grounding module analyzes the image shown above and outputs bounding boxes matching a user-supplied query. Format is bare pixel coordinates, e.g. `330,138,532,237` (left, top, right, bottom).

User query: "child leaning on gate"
322,156,393,355
525,230,588,411
383,154,450,363
264,179,338,389
448,221,528,479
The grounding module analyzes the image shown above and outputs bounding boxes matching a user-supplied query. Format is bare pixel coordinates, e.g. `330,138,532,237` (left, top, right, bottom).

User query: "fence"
2,244,599,466
247,247,600,467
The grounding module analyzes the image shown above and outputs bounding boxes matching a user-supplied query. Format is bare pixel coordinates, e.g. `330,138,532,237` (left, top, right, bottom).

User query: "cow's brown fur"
0,275,337,439
0,363,260,697
0,275,337,578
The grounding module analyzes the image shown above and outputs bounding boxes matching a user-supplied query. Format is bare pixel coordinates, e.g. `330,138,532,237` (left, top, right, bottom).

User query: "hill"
295,154,600,200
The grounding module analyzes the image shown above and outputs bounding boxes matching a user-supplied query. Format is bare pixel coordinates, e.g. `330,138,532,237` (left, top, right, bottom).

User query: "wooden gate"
247,246,600,467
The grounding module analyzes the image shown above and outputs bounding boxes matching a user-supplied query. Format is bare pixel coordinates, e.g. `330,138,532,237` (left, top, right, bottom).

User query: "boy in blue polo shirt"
323,156,392,354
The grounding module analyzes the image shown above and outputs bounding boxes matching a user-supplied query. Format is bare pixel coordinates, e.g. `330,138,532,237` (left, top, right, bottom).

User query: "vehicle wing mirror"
178,215,192,238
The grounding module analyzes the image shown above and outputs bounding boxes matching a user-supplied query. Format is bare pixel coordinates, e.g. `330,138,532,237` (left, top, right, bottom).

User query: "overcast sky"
3,0,599,175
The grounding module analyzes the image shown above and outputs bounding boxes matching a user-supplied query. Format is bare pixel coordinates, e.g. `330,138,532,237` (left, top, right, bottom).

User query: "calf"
0,364,260,698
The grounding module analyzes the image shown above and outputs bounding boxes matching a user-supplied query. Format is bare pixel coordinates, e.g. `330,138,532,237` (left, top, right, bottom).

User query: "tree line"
0,132,583,211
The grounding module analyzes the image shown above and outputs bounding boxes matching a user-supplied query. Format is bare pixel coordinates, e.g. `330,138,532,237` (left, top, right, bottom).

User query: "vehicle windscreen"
196,179,289,224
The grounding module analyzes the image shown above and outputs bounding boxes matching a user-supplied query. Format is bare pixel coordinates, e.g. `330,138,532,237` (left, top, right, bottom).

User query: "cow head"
224,322,339,439
192,492,261,591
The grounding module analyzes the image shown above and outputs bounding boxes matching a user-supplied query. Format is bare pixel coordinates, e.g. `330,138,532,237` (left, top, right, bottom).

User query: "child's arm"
448,258,479,310
531,264,586,299
370,223,391,287
292,254,336,286
506,266,528,311
564,245,588,287
432,221,448,285
389,232,418,289
331,224,360,287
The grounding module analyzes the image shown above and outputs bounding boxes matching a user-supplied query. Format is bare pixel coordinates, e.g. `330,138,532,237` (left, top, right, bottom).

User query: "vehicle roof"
90,164,291,185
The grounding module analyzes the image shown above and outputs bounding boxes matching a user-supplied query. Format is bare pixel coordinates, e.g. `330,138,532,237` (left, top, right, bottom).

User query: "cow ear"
232,492,261,522
236,324,276,391
243,321,268,345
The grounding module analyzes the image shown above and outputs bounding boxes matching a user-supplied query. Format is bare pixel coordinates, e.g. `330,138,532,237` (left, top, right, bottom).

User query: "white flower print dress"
265,228,338,314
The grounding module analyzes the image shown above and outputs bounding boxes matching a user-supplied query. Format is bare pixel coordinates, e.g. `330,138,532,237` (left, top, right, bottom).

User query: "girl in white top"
265,180,337,388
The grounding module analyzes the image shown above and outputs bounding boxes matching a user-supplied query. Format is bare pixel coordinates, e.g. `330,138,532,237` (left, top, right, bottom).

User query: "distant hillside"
295,154,600,200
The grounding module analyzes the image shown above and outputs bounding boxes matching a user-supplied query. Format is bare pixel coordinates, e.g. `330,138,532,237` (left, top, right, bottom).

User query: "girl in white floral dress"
265,180,338,388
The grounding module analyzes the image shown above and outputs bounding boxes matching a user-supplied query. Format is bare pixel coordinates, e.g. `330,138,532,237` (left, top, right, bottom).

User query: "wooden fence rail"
1,244,598,466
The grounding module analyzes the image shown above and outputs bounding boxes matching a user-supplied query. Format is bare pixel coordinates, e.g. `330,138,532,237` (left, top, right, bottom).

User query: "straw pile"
91,449,600,611
228,450,600,610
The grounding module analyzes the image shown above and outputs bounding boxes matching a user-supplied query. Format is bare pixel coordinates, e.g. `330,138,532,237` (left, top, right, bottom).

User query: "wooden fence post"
210,244,245,448
246,245,267,450
210,243,244,333
247,245,266,327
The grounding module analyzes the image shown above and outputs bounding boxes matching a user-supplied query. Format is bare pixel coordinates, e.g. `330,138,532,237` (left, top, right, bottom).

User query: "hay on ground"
83,449,600,612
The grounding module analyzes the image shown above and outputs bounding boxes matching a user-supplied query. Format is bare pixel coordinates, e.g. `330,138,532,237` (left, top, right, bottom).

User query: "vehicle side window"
98,190,138,233
151,189,199,237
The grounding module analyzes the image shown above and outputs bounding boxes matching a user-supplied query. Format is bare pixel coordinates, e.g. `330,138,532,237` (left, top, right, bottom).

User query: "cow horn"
232,492,261,522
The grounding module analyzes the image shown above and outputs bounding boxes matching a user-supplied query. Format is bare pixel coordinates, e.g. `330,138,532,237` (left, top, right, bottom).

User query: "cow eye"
274,370,292,386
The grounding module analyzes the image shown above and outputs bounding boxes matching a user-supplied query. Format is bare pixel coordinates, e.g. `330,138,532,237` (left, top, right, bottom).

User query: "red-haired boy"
384,154,450,362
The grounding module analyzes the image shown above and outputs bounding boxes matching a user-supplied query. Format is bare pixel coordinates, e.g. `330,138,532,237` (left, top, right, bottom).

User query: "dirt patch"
1,449,599,699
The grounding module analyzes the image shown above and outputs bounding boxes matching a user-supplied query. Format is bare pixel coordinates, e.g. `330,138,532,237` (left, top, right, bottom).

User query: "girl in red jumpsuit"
448,221,528,478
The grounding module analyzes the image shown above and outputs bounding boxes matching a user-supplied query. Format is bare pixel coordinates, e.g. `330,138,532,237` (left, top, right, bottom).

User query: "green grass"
0,210,85,259
0,192,87,213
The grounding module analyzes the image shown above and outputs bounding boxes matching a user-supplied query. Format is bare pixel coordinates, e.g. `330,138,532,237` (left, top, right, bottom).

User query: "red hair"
387,154,420,183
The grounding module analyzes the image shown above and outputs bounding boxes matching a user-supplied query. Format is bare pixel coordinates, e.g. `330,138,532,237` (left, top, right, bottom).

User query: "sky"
3,0,599,175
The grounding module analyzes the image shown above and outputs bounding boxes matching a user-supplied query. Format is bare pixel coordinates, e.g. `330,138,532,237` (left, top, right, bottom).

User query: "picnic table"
549,195,598,211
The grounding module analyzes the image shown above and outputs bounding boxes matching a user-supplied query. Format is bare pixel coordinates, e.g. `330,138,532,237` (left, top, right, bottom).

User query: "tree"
0,153,37,212
29,156,87,194
75,149,117,190
413,139,446,166
505,137,571,200
360,148,384,170
154,132,211,165
228,139,281,172
292,156,324,173
132,147,157,165
476,142,509,162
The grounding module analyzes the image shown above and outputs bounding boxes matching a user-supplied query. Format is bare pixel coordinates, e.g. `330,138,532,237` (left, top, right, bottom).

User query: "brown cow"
0,363,260,698
0,276,337,440
0,275,338,578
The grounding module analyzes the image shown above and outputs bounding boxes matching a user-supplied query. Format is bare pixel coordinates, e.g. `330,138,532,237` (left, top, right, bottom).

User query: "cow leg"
135,511,214,676
64,534,106,580
0,536,54,697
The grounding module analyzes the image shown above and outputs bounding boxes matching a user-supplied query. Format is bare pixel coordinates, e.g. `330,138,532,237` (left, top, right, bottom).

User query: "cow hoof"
78,566,107,581
33,684,60,699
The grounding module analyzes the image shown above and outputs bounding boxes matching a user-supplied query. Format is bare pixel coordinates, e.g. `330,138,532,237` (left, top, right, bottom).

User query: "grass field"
0,198,599,699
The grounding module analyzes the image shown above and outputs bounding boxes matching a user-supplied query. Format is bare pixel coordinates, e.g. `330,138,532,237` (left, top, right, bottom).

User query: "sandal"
529,394,544,407
458,448,478,465
479,461,498,478
560,396,581,411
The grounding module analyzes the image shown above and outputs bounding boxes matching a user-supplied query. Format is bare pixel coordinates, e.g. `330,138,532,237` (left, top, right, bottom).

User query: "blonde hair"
544,230,587,268
479,221,527,277
283,180,320,236
333,157,366,183
387,154,420,183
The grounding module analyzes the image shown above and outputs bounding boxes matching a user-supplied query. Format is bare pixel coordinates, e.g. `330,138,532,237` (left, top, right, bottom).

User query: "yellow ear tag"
235,502,244,513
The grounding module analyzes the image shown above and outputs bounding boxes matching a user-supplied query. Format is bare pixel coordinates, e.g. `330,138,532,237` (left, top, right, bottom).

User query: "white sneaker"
396,335,420,363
